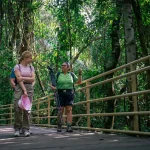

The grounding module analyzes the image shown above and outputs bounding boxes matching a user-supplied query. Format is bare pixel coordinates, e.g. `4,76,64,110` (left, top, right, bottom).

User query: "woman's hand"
78,69,82,75
77,69,82,84
23,89,28,96
17,76,23,82
50,84,56,90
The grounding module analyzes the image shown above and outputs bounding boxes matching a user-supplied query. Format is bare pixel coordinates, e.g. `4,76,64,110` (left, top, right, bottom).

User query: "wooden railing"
0,104,13,125
1,55,150,136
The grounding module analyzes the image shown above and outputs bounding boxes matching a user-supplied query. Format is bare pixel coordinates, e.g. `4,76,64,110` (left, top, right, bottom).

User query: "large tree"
104,0,122,129
123,0,138,131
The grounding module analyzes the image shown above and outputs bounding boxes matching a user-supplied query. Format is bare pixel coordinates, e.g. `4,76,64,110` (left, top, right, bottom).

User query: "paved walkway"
0,126,150,150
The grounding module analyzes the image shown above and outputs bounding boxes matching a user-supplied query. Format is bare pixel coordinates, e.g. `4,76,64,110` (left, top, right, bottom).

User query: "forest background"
0,0,150,131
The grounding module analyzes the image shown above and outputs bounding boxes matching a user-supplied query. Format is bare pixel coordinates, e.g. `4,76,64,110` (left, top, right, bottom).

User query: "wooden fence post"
10,104,13,125
37,99,40,124
86,81,91,127
48,96,51,125
131,64,139,131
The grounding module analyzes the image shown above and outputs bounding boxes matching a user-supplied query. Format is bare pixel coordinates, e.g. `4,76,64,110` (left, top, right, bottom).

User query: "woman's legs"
57,107,64,132
22,84,33,136
57,107,64,124
66,105,73,132
14,106,23,131
57,90,74,132
14,85,23,134
66,106,72,124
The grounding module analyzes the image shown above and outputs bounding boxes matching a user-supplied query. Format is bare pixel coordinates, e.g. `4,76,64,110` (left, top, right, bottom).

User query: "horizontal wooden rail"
0,104,12,108
74,89,150,105
32,108,48,113
0,118,12,121
31,111,150,120
0,107,12,111
33,94,54,103
81,55,150,83
76,65,150,92
0,113,13,116
33,98,54,105
72,127,150,136
72,111,150,117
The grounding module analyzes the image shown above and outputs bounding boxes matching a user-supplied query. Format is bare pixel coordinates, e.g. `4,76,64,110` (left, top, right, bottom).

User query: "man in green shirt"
50,62,82,132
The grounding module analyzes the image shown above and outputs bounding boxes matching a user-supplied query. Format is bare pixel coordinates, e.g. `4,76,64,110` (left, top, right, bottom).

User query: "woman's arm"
32,80,36,87
10,78,15,89
21,71,35,83
15,70,27,95
76,69,82,84
19,82,28,96
50,84,57,90
76,75,82,84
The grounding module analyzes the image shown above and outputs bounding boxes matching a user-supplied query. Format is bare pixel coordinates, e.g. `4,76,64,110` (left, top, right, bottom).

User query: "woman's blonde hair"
20,51,32,61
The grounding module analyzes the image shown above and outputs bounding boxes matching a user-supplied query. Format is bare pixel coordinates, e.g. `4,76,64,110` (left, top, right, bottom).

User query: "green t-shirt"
57,72,78,89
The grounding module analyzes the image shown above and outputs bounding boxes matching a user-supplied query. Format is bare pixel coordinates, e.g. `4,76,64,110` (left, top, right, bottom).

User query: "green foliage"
0,0,150,132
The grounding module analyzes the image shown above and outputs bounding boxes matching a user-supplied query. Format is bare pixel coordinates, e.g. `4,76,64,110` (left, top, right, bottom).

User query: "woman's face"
61,63,69,72
24,56,32,64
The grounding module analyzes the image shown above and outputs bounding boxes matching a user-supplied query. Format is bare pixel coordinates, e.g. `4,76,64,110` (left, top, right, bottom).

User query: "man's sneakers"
66,124,73,132
14,131,20,137
57,123,62,132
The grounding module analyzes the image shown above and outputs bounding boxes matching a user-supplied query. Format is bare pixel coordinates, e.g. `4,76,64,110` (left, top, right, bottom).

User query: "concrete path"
0,126,150,150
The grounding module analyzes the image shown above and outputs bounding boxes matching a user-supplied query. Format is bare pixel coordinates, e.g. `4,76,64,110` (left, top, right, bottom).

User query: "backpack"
56,72,75,92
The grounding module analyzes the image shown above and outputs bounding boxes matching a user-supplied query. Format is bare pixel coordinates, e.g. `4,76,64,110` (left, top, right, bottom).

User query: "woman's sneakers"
14,131,20,137
66,123,73,132
57,123,62,132
14,130,30,137
24,131,30,137
57,123,73,132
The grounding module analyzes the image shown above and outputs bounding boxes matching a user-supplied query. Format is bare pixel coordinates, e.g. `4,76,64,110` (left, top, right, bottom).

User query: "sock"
67,122,71,127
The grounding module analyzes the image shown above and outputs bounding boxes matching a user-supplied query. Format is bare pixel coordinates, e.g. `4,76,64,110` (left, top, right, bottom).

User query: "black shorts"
57,89,74,107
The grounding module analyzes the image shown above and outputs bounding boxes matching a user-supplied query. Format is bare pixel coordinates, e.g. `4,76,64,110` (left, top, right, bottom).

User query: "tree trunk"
20,0,34,54
66,0,72,62
131,0,150,129
131,0,148,56
0,1,3,46
104,0,122,129
123,0,139,131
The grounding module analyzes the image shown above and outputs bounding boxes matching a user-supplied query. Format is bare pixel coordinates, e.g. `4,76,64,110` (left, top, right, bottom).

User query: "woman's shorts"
57,89,74,107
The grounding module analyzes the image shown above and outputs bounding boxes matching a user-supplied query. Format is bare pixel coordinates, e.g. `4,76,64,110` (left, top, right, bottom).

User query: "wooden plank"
86,81,90,127
73,89,150,105
131,64,139,131
48,97,50,125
